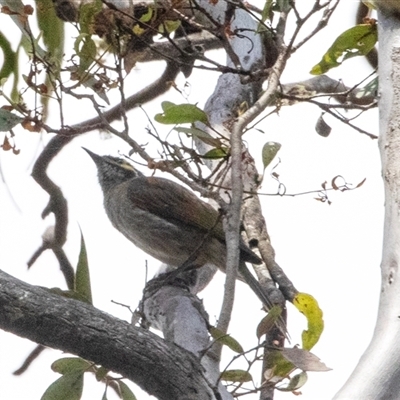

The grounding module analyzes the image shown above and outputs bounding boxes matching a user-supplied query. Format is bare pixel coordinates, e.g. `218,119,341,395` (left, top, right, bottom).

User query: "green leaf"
36,0,64,60
51,357,91,375
158,20,181,34
160,101,175,111
202,147,229,160
0,0,46,58
41,371,84,400
0,33,20,103
220,369,252,383
209,327,244,353
119,381,137,400
293,293,324,351
174,127,222,147
256,305,283,339
139,6,153,22
264,349,294,379
79,0,102,35
0,31,17,80
74,33,97,73
0,109,23,131
354,76,378,102
310,23,377,75
75,232,93,305
260,0,274,23
35,0,65,117
262,141,281,170
95,366,109,381
277,371,308,392
155,102,208,125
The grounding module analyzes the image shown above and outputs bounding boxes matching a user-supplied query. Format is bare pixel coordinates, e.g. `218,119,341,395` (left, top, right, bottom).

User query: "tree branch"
0,269,218,400
30,62,180,284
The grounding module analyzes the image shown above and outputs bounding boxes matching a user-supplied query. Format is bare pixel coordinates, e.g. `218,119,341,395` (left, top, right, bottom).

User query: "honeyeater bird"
84,148,275,311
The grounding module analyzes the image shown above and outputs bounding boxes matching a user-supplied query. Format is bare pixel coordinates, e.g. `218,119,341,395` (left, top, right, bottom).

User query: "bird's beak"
82,147,102,164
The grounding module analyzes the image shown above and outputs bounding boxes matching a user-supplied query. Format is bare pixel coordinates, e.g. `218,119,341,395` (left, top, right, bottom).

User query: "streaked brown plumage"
84,148,274,310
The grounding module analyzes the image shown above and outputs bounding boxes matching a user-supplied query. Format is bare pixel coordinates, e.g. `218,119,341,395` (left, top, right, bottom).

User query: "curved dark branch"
30,62,180,285
0,269,216,400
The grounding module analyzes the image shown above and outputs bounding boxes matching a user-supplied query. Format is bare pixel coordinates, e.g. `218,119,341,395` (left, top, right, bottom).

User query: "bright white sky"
0,2,382,399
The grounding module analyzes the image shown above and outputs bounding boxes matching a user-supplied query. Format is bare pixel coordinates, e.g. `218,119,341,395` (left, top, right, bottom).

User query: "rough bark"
0,269,218,400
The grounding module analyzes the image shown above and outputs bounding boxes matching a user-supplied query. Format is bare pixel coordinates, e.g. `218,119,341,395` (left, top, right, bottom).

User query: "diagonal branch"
0,269,217,400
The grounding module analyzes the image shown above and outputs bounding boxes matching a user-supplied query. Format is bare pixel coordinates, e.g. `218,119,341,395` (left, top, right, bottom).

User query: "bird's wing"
126,176,226,241
126,176,262,264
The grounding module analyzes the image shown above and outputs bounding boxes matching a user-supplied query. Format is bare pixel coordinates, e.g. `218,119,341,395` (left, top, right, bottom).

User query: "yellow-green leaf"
310,23,377,75
293,293,324,350
210,327,244,353
132,24,145,36
220,369,252,383
41,371,84,400
202,147,229,160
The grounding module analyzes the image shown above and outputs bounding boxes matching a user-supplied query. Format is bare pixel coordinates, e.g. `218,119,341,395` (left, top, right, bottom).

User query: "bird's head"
83,148,143,192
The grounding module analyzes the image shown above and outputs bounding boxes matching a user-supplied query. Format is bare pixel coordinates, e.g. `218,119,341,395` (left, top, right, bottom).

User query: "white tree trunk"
333,11,400,400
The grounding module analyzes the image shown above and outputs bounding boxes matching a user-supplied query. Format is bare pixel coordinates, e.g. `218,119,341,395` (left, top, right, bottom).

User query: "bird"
83,148,277,313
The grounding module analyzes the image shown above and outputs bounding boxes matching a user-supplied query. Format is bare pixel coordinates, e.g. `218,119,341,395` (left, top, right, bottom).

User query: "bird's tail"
238,262,288,337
